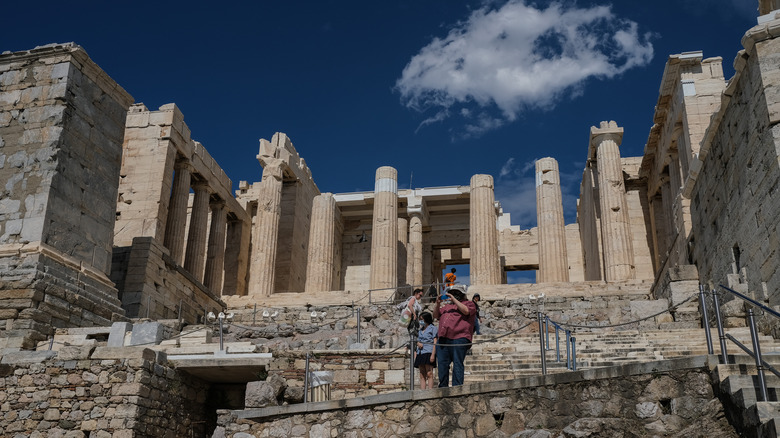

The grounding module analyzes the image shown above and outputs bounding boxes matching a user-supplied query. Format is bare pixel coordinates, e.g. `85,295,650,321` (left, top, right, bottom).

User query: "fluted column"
249,160,285,297
408,214,423,287
397,217,408,286
369,166,398,290
535,158,569,282
203,199,227,292
470,174,501,285
590,121,634,281
183,181,211,282
305,193,338,292
164,159,192,265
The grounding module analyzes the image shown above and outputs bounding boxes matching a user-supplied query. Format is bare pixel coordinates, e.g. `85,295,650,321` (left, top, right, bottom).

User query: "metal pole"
538,312,547,375
304,352,310,404
409,333,416,390
146,296,151,319
699,285,714,355
555,326,560,362
253,303,257,326
570,336,577,371
545,317,551,350
566,330,571,370
369,290,372,305
177,299,183,324
48,336,54,350
712,290,729,364
356,307,361,344
748,309,768,401
218,316,224,351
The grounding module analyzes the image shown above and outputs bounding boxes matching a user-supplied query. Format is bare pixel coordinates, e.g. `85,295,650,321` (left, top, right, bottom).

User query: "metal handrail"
702,284,780,402
543,315,576,372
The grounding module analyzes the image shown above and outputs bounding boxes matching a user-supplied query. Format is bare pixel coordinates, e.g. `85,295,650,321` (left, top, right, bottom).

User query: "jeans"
437,337,470,387
474,318,481,335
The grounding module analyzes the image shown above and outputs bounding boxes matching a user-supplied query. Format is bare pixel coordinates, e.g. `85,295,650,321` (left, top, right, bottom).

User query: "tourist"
414,312,437,389
472,293,482,335
433,285,476,387
399,288,424,334
444,268,457,287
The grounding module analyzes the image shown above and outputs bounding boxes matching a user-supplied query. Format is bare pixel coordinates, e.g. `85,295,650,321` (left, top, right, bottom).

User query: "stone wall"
214,357,737,438
110,237,224,323
0,44,131,346
689,24,780,317
0,346,211,437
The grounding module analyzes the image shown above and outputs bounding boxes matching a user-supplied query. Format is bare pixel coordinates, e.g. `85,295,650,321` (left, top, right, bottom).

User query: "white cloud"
494,157,582,228
396,0,653,137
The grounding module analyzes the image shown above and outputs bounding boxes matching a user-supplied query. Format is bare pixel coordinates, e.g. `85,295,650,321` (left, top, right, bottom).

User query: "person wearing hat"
433,284,476,387
472,293,482,335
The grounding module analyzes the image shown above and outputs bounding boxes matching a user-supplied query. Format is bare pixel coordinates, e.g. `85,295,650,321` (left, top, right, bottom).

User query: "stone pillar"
590,121,634,282
163,159,193,265
183,181,211,282
305,193,338,292
470,174,502,285
203,199,227,293
249,160,285,297
408,214,423,287
397,217,408,286
535,158,569,282
369,166,398,291
223,216,251,295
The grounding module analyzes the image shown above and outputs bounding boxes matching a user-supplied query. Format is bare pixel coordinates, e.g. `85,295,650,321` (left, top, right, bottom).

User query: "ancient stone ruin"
2,3,780,436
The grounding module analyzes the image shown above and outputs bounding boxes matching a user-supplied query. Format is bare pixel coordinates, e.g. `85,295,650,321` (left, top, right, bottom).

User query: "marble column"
369,166,398,291
408,213,423,287
163,159,192,265
397,217,408,286
590,121,634,282
249,160,285,297
535,157,569,282
470,174,502,285
305,193,338,292
223,216,250,296
203,199,227,293
183,181,211,282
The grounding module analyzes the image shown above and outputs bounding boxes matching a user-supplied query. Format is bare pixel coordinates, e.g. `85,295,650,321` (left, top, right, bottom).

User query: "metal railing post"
565,330,572,370
538,312,547,375
570,336,577,371
218,315,224,352
712,290,729,364
409,333,416,390
699,285,714,355
304,352,310,404
178,299,183,324
555,326,561,362
748,309,769,402
545,317,551,350
369,290,372,305
253,303,257,326
356,307,361,344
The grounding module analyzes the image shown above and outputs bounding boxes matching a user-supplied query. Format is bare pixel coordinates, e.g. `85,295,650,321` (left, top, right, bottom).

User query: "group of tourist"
402,271,482,389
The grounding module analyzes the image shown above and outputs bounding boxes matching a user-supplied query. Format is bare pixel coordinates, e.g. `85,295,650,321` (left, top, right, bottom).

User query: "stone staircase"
464,324,780,436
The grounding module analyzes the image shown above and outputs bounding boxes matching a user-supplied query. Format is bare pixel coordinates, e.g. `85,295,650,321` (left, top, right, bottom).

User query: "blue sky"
4,1,758,283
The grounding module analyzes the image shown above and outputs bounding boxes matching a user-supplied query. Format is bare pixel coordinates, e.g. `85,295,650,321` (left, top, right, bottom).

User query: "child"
414,312,437,389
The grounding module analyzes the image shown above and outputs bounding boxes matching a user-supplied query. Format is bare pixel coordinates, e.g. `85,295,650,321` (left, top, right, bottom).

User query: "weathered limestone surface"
535,158,569,282
305,193,341,292
470,175,501,285
0,44,131,343
590,121,635,282
249,161,284,297
369,166,398,290
690,23,780,328
204,200,227,292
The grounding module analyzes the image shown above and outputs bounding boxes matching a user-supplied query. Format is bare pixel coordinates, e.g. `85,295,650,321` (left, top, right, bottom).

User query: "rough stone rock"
561,418,630,437
634,402,658,419
413,414,441,434
511,431,552,438
244,374,286,408
283,386,304,404
490,396,513,415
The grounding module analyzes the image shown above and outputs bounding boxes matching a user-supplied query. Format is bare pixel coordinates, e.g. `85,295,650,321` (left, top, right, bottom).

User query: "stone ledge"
234,355,713,420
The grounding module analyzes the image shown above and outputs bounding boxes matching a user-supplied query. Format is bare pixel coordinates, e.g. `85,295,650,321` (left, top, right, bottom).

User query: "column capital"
470,174,494,190
191,181,212,193
174,158,194,173
588,121,624,160
210,198,226,210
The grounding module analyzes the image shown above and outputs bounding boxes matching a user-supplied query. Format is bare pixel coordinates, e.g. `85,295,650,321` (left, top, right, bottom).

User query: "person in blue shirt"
414,312,437,389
